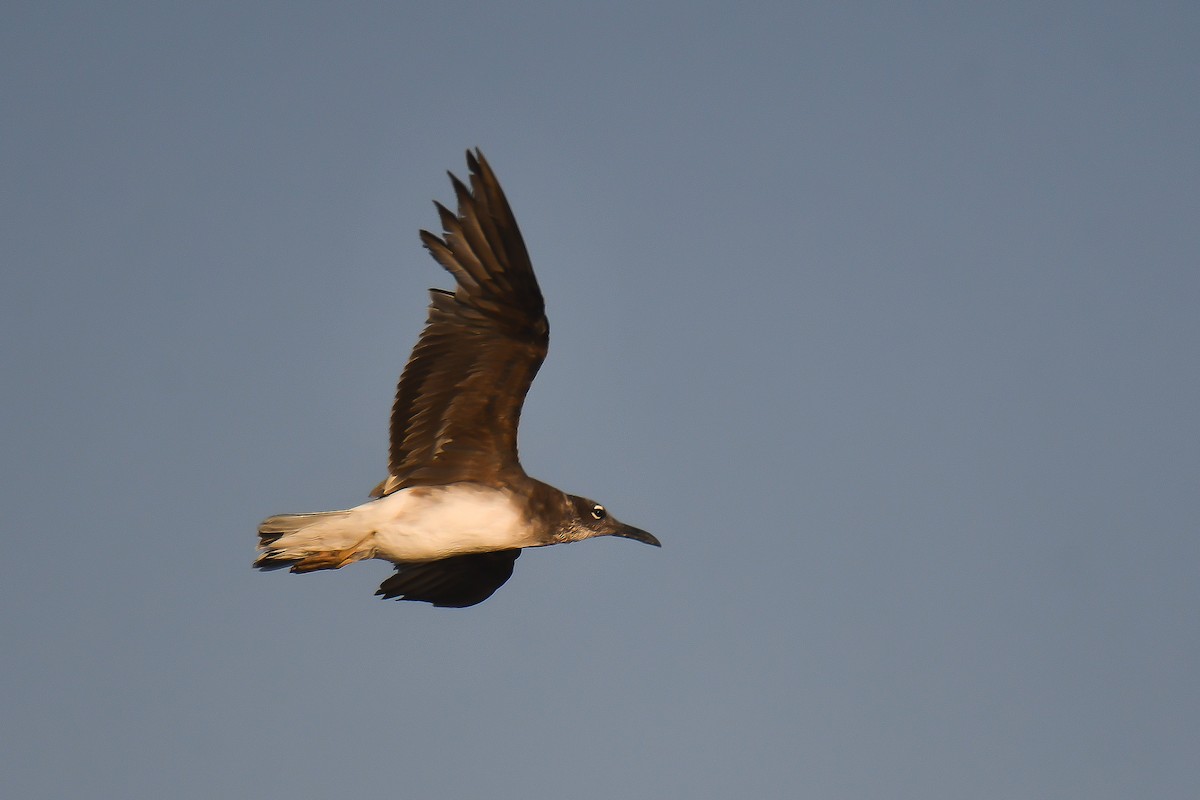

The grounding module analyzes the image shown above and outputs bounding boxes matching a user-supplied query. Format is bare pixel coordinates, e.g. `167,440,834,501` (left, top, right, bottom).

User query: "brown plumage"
371,149,549,497
256,150,659,608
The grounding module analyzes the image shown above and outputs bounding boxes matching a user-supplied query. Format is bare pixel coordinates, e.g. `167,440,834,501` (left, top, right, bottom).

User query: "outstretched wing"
375,550,521,607
372,149,548,497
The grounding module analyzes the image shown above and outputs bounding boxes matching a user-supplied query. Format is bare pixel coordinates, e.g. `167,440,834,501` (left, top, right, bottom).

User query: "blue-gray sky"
3,2,1198,798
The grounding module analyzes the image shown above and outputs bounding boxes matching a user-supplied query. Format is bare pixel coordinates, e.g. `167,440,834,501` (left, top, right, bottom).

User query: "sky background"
3,2,1198,798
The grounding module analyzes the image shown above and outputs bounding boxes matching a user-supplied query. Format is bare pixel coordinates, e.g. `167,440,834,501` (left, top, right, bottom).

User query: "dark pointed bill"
611,524,662,547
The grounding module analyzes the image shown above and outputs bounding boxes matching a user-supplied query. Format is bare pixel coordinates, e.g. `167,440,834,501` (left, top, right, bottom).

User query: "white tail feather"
255,510,360,570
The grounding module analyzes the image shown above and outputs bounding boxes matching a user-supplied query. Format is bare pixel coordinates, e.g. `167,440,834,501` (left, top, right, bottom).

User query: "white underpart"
364,484,534,561
260,483,540,565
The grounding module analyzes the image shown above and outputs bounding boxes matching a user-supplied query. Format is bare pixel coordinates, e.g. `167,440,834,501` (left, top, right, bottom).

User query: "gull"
255,150,659,607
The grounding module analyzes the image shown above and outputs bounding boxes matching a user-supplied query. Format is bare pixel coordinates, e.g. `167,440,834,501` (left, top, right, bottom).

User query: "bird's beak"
611,523,661,547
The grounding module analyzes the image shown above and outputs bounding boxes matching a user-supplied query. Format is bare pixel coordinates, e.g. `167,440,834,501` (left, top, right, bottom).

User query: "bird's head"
553,494,661,547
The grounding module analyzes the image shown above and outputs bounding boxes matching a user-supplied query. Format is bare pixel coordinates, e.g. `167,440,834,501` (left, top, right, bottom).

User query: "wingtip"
448,172,474,208
432,200,457,231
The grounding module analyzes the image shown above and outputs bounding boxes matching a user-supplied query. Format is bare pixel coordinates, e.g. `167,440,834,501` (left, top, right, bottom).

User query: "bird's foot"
289,536,374,573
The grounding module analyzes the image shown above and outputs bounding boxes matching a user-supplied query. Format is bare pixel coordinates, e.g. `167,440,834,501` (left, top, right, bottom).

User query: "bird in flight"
255,150,660,607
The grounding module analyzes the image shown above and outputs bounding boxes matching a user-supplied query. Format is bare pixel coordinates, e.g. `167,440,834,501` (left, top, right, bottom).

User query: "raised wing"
372,150,548,496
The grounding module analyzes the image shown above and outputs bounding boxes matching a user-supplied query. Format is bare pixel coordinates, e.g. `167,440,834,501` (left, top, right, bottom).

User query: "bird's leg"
289,534,376,573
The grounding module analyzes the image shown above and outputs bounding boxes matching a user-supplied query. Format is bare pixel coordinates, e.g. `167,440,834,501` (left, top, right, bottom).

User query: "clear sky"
3,2,1197,798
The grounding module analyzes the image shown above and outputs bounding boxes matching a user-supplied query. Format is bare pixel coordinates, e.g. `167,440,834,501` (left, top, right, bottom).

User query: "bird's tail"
254,510,372,573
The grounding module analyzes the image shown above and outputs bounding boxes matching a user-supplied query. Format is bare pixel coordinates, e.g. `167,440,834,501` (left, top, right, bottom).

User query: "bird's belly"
361,484,532,562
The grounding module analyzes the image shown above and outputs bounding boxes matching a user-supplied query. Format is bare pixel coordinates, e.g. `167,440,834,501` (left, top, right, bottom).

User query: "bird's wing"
371,149,548,496
375,550,521,607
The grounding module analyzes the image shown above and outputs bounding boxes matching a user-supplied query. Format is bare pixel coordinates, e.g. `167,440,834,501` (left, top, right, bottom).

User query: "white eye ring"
591,504,606,520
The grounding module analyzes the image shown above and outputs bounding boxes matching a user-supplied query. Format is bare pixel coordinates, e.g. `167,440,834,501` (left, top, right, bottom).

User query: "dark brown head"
550,493,661,547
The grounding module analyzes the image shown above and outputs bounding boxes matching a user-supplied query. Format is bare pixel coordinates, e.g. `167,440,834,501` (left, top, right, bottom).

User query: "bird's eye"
591,504,606,520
